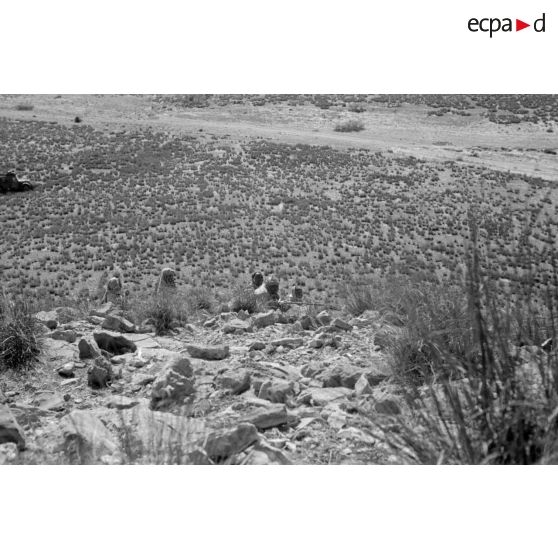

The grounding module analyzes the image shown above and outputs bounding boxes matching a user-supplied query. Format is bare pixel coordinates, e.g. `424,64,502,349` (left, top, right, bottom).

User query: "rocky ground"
0,302,406,465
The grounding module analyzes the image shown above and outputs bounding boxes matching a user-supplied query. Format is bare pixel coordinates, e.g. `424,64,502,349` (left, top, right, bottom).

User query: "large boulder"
150,355,196,409
184,344,230,360
0,405,25,450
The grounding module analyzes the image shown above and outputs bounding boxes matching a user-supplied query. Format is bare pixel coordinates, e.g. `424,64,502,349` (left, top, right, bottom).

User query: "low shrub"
334,119,365,132
0,295,42,370
15,103,34,111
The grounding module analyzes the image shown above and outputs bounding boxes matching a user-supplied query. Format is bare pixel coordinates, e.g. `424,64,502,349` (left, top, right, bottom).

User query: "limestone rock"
355,374,373,396
93,331,137,355
0,404,25,450
101,315,136,334
223,319,253,334
33,391,66,412
89,303,114,319
242,405,297,430
185,344,230,361
253,310,276,329
50,329,77,343
57,362,76,378
297,387,353,406
241,440,292,465
270,337,304,349
257,380,296,404
34,310,58,330
150,355,195,409
78,336,102,359
203,423,258,461
331,317,352,331
214,368,251,395
87,359,113,389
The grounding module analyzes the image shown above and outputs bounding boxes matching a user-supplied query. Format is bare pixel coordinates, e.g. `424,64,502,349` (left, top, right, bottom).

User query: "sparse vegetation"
0,293,42,370
334,119,365,132
15,103,34,111
362,225,558,464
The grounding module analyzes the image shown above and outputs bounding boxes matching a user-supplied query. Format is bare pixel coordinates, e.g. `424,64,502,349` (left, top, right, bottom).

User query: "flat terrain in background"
1,94,557,301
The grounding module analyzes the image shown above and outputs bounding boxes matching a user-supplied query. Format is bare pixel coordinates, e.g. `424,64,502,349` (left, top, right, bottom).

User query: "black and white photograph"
2,93,557,466
2,2,558,557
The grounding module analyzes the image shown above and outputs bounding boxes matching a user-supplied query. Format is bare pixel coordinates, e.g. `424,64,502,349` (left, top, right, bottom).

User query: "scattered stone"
101,315,136,334
248,341,266,352
203,316,218,328
242,405,297,430
61,378,78,387
34,310,58,330
93,331,137,355
270,337,304,349
214,368,251,395
241,439,292,465
297,387,353,406
33,391,66,412
203,423,259,461
150,355,196,410
223,318,253,334
185,344,230,360
317,362,364,389
78,336,102,359
253,310,276,329
0,404,25,449
299,315,318,331
57,362,76,378
87,360,113,389
89,302,114,319
50,329,78,343
301,362,323,378
308,338,324,349
355,374,373,396
257,380,295,404
331,317,352,331
316,311,331,325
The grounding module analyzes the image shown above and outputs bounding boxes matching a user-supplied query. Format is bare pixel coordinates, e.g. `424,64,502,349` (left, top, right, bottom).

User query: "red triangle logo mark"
516,19,530,31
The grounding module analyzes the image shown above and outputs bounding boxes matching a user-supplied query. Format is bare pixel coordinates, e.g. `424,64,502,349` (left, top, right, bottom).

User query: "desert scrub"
229,284,262,314
366,231,558,464
15,103,34,111
334,119,364,132
0,294,42,370
126,291,188,335
185,286,215,313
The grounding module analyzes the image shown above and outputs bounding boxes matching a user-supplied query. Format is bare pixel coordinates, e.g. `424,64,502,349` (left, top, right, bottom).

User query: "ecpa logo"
468,13,546,37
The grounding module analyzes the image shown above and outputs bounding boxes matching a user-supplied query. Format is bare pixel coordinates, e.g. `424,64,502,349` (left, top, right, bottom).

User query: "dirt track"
1,94,557,181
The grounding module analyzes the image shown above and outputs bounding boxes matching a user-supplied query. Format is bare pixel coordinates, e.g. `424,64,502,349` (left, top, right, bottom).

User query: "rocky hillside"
0,301,403,465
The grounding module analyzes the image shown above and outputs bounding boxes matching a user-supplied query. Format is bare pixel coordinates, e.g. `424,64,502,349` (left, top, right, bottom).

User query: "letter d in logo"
534,13,546,32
